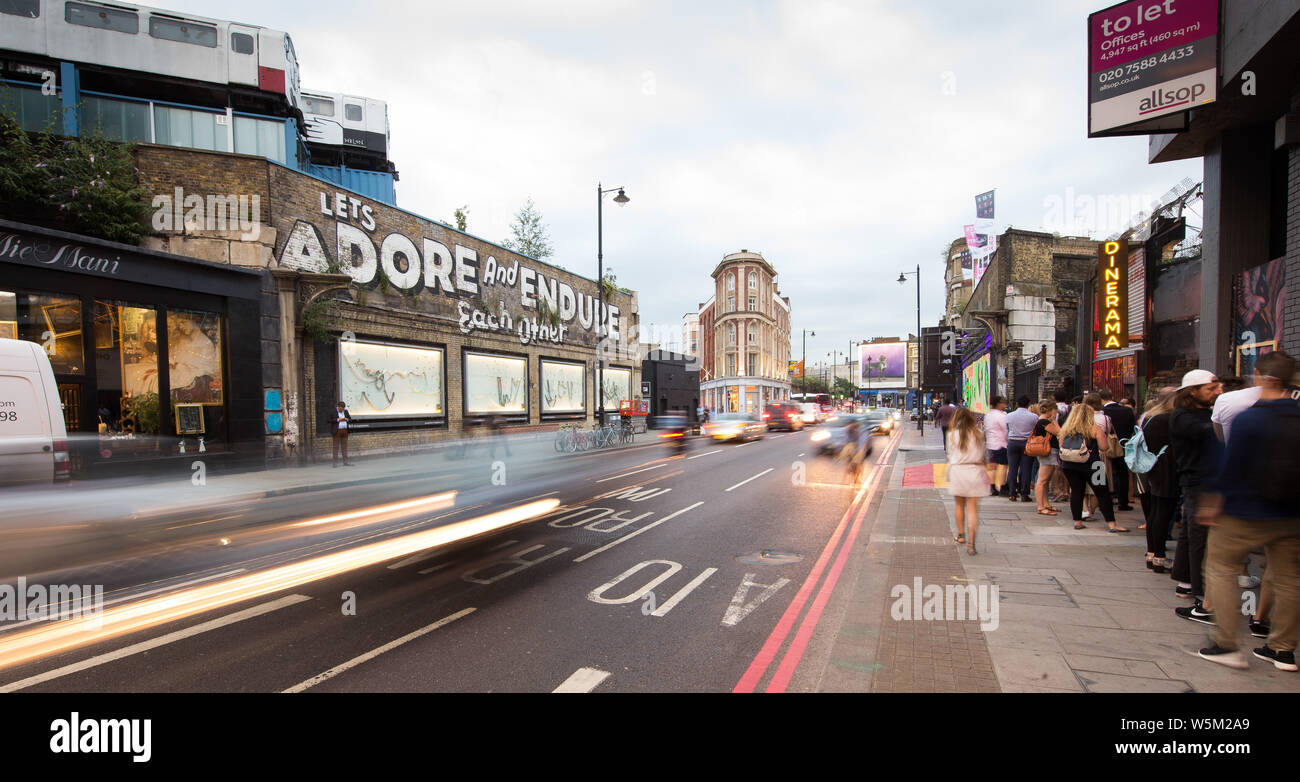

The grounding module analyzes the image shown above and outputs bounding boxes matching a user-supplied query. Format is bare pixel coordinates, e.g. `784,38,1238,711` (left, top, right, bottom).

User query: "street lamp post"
596,182,629,425
801,328,814,396
898,265,923,433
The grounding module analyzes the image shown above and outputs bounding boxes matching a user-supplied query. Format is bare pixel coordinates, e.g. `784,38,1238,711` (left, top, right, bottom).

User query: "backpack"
1123,422,1166,474
1249,409,1300,505
1059,432,1091,463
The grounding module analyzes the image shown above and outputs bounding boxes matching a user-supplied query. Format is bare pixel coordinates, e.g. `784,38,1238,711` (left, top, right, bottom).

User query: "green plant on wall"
301,298,334,343
537,299,559,327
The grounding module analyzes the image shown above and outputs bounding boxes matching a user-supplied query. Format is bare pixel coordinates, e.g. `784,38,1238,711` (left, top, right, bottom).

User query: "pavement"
816,423,1297,693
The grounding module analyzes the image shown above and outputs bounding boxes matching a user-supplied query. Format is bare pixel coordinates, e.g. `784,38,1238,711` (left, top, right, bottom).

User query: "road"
0,424,901,693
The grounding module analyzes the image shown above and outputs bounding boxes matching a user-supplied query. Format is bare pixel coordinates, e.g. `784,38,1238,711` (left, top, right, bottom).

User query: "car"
704,412,766,442
762,402,803,431
810,413,864,454
862,409,895,436
0,338,71,485
797,402,822,425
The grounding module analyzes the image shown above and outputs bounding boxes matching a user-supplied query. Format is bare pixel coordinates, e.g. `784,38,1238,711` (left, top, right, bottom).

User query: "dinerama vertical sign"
1098,239,1129,349
1088,0,1219,137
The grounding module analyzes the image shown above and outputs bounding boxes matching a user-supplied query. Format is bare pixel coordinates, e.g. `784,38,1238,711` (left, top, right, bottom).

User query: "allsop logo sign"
1087,0,1219,137
1099,239,1129,349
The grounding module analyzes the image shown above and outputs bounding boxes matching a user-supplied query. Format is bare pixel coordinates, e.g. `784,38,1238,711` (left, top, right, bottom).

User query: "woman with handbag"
1030,398,1061,515
1059,403,1126,532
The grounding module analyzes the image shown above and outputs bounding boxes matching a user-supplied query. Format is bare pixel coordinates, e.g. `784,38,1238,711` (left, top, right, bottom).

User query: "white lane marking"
722,573,791,626
588,561,682,604
726,468,774,492
417,562,452,575
0,594,311,693
573,502,705,563
798,453,805,457
488,538,520,551
522,491,559,502
768,434,785,439
283,607,476,693
553,666,611,693
651,567,718,617
594,464,666,483
687,449,722,460
735,441,755,448
0,569,249,633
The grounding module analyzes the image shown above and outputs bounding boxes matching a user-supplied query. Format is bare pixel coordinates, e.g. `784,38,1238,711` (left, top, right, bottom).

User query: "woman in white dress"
947,406,986,555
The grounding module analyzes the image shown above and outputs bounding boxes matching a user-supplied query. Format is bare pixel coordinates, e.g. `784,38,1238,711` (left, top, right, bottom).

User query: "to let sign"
1099,238,1129,349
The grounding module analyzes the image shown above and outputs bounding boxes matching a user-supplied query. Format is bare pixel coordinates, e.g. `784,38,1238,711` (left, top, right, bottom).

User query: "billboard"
962,354,990,415
464,352,527,415
859,342,907,388
1087,0,1219,137
1234,257,1286,376
540,360,586,414
339,340,444,418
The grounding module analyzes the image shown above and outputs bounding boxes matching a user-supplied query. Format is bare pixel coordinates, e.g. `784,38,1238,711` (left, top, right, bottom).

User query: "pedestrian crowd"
941,350,1300,673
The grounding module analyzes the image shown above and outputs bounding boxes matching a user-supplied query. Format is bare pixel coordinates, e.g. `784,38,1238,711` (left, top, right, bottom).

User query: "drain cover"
737,550,803,565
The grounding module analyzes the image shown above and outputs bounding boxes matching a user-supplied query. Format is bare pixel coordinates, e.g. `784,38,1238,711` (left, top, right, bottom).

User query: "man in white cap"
1168,368,1222,625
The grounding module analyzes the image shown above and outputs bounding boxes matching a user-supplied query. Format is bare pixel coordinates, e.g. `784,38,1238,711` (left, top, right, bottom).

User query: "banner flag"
975,190,995,220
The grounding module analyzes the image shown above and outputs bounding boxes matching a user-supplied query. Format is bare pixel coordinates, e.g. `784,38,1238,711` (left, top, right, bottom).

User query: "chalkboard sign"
176,403,205,434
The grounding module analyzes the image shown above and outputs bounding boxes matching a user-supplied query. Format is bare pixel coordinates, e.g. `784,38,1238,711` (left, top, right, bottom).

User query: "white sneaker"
1082,512,1091,520
1238,575,1262,589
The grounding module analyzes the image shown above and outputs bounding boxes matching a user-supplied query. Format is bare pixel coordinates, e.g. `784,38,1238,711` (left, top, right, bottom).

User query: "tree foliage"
502,197,553,259
0,109,149,244
452,205,469,232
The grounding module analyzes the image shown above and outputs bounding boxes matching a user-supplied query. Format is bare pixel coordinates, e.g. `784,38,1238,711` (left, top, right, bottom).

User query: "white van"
0,338,71,485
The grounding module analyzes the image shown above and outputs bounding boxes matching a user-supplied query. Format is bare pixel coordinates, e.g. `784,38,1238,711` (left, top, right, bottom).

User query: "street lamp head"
897,272,907,285
614,188,630,205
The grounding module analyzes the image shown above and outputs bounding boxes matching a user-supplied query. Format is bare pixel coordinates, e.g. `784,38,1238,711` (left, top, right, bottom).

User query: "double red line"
732,432,901,693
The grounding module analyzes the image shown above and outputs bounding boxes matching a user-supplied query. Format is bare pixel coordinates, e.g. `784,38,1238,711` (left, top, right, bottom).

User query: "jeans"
1171,490,1208,599
1006,440,1032,499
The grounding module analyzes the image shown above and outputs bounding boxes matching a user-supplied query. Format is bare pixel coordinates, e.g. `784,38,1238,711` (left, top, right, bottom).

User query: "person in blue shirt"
1196,351,1300,672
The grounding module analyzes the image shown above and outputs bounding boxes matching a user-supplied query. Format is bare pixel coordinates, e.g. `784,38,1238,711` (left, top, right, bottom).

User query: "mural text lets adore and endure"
277,190,622,346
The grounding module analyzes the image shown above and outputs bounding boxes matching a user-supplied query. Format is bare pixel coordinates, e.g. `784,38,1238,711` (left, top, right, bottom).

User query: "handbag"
1102,412,1123,459
1025,431,1051,457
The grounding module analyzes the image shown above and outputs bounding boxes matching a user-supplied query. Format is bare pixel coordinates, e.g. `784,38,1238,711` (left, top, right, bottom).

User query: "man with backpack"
1197,351,1300,671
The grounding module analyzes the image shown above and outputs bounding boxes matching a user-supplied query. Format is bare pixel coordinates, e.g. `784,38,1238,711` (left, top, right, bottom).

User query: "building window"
81,94,151,142
0,82,62,133
748,295,756,310
727,296,735,313
747,323,756,343
727,274,735,291
233,115,286,163
345,103,364,122
727,354,736,376
153,105,227,152
747,354,758,377
167,309,226,447
728,323,736,345
749,272,757,289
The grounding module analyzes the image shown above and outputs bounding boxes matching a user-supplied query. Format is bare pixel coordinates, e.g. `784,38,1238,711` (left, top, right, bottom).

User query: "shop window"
167,309,225,450
153,105,227,152
233,115,286,163
81,94,151,142
0,290,84,374
0,82,62,133
94,301,162,458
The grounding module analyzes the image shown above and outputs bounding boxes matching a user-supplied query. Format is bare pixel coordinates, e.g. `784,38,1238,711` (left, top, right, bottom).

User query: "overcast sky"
169,0,1202,366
